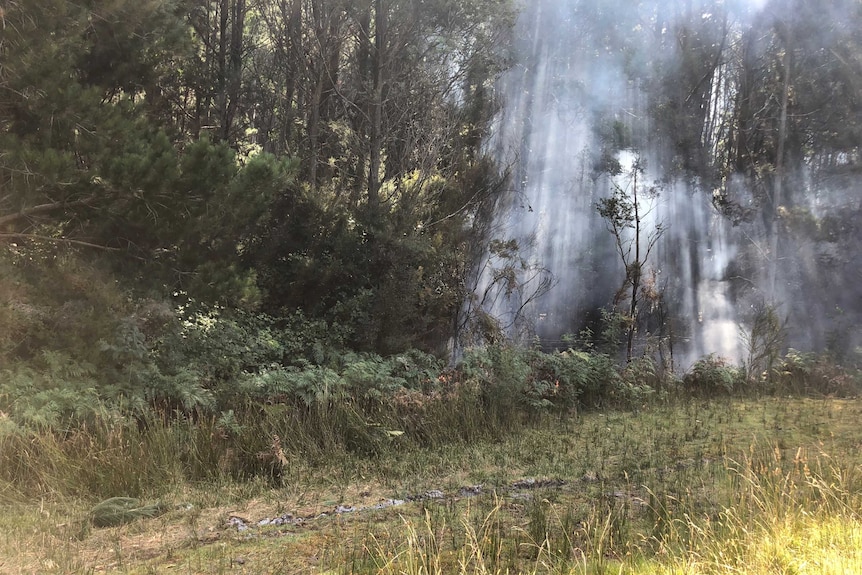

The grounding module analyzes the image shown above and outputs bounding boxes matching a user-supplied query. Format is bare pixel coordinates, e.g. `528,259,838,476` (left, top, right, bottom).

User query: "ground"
2,397,861,574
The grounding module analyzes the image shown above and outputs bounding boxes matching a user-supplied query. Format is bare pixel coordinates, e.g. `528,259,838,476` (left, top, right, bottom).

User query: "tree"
0,0,188,250
596,155,665,362
648,0,732,179
240,0,516,353
0,0,518,358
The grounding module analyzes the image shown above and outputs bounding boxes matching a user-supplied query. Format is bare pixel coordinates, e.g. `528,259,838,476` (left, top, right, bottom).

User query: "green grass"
1,397,861,574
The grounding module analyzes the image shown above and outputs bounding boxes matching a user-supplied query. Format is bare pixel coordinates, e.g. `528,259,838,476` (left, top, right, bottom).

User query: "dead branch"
0,233,121,251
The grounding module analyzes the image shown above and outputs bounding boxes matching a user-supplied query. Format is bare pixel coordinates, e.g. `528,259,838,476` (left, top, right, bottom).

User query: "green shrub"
460,344,531,417
615,355,663,405
341,353,407,404
0,351,108,430
683,354,742,396
527,348,621,409
457,344,631,413
773,350,862,397
388,349,444,390
573,351,621,407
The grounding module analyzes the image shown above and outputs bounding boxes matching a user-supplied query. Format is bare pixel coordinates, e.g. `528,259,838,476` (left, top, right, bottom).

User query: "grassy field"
2,397,862,574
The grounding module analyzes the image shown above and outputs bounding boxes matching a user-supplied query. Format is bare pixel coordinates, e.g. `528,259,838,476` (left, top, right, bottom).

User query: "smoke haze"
473,0,862,367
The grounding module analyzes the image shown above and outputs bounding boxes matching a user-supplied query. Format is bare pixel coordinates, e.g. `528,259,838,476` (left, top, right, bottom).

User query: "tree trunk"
627,168,640,363
770,25,792,301
221,0,245,143
283,0,302,154
216,0,229,139
351,2,373,206
367,0,385,219
308,67,324,189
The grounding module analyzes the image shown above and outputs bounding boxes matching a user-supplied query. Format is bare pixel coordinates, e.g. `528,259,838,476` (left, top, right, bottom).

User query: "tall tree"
597,157,665,362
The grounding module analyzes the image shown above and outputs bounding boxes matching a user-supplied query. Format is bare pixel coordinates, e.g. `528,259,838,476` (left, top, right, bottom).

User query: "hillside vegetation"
3,0,862,572
2,254,861,574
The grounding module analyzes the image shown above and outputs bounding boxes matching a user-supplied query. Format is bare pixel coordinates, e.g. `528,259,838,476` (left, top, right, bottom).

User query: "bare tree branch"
0,196,101,228
0,233,121,251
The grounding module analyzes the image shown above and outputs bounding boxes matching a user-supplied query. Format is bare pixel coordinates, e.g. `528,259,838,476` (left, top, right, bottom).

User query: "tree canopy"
1,0,860,362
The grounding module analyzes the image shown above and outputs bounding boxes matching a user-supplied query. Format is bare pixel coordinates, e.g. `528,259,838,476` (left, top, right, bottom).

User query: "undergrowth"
350,441,862,575
3,254,862,574
3,397,862,574
2,253,858,447
1,328,860,501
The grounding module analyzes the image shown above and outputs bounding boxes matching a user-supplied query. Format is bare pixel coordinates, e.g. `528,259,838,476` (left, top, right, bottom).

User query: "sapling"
596,155,665,362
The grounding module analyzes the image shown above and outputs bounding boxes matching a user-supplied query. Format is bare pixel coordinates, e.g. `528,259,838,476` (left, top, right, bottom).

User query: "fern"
391,349,443,390
40,350,97,381
0,359,104,429
240,365,290,399
240,365,346,407
99,318,148,364
155,369,215,412
342,354,405,403
291,366,345,406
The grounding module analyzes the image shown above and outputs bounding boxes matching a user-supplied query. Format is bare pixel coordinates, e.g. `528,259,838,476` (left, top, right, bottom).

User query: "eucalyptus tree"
596,156,665,362
648,0,862,353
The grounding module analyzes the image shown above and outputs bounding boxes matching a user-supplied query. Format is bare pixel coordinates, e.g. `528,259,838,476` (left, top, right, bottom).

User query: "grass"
1,397,861,574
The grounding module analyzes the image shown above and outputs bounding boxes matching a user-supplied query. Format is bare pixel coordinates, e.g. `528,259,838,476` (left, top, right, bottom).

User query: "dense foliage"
2,0,862,434
0,0,514,356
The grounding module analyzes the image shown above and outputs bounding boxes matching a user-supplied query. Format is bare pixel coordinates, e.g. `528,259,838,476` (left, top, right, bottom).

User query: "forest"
2,0,860,424
1,0,862,572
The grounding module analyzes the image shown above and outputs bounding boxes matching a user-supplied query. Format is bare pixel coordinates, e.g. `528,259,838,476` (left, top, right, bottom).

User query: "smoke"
471,0,862,366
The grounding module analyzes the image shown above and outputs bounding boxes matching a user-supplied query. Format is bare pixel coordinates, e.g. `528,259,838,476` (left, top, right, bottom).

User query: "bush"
616,356,663,405
457,344,634,413
773,350,862,397
460,344,532,415
0,351,109,430
528,348,624,409
683,354,742,396
140,304,353,414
